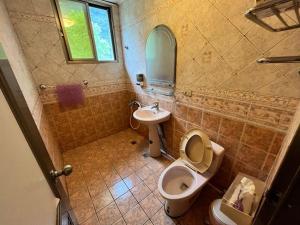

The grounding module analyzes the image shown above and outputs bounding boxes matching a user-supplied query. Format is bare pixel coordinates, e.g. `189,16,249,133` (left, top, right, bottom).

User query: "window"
55,0,117,63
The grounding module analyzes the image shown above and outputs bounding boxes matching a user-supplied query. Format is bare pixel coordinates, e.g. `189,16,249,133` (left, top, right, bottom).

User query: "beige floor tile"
123,173,142,189
124,204,148,225
92,189,114,212
153,189,165,204
87,179,108,198
115,165,134,178
97,202,122,225
146,160,164,172
109,180,129,199
101,168,122,187
67,178,87,196
80,214,100,225
130,182,151,202
83,170,102,183
115,191,138,215
73,200,96,224
136,165,153,180
144,175,159,191
70,187,91,209
151,207,176,225
140,193,163,218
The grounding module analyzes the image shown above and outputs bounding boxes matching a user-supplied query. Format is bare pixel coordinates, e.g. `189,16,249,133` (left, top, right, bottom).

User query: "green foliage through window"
0,43,7,60
89,6,115,61
56,0,116,62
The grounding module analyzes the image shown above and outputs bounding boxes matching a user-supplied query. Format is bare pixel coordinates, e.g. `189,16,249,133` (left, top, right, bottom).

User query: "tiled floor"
63,129,220,225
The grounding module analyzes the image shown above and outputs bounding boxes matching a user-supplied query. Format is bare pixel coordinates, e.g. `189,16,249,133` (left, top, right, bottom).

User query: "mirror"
145,25,176,94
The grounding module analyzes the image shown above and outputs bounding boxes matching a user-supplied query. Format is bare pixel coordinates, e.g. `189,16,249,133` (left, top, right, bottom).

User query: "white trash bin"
209,199,237,225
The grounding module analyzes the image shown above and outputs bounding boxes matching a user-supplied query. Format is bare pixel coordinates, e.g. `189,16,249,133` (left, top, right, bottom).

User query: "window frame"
53,0,118,64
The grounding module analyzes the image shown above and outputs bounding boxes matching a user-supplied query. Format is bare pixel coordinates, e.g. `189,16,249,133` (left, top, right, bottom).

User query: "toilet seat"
180,129,213,173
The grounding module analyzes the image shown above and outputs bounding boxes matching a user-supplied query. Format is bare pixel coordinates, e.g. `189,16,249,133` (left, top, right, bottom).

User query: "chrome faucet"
151,102,159,111
129,100,141,108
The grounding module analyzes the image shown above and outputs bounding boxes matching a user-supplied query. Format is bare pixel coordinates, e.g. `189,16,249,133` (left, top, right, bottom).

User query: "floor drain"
130,140,137,145
143,152,149,158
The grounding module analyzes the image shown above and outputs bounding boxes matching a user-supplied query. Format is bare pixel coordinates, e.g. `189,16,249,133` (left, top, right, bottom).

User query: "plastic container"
220,173,265,225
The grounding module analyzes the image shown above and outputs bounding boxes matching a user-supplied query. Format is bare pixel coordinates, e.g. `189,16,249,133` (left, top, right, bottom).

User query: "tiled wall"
39,108,67,192
120,0,300,99
133,91,288,190
4,0,129,88
43,90,131,151
0,1,40,115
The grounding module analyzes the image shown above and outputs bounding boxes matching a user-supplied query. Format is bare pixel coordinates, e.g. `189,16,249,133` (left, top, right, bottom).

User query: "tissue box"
220,173,265,225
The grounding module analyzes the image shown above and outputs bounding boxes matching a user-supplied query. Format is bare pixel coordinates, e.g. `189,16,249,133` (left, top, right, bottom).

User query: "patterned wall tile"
242,124,276,151
39,106,67,192
44,90,131,151
133,91,287,190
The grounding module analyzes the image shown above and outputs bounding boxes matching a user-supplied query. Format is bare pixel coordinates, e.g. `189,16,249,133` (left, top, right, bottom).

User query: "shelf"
245,0,300,63
245,0,300,32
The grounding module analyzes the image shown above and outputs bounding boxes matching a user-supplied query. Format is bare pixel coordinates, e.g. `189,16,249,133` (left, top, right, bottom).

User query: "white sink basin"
133,106,171,125
133,105,171,157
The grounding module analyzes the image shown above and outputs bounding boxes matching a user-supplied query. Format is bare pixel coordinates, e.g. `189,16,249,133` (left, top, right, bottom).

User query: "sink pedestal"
133,105,171,158
148,124,161,157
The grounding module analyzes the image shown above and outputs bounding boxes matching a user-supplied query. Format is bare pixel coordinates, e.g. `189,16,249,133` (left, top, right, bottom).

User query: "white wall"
0,90,58,225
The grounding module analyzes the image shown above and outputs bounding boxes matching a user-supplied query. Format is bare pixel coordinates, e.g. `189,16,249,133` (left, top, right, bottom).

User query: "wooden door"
0,60,78,225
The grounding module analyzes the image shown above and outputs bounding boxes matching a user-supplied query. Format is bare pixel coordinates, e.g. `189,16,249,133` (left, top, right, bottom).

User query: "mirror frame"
145,24,177,90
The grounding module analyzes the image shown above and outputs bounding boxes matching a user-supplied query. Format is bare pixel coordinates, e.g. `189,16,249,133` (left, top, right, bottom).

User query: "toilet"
158,129,225,217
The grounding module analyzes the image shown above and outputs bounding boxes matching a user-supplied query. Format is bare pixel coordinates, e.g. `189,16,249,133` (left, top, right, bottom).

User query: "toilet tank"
205,141,225,177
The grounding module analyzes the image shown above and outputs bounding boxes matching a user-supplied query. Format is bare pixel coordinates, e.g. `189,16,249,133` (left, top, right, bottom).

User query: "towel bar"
257,56,300,63
39,80,88,90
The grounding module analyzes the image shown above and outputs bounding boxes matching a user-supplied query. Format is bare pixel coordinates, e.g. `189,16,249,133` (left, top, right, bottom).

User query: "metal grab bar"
39,80,88,90
257,56,300,63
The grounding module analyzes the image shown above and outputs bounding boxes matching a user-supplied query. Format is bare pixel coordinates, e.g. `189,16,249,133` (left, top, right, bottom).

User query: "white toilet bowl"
158,159,209,217
158,129,225,217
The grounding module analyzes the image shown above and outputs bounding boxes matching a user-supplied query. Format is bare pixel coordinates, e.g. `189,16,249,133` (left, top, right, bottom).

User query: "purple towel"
56,84,84,107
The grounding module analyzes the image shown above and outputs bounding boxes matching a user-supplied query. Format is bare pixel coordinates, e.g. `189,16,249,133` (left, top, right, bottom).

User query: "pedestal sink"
133,105,171,157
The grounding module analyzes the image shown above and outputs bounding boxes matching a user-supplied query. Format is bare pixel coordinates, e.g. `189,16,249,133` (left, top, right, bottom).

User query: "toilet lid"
180,129,213,173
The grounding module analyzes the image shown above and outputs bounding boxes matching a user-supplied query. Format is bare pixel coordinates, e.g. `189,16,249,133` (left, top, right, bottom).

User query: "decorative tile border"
40,81,132,104
9,11,55,24
176,87,299,112
132,87,297,132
